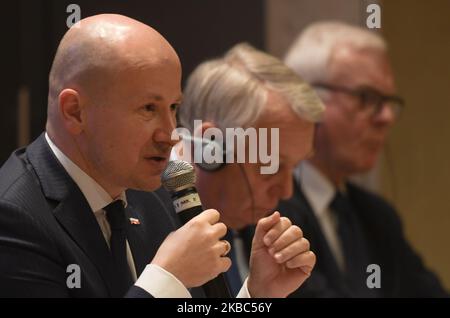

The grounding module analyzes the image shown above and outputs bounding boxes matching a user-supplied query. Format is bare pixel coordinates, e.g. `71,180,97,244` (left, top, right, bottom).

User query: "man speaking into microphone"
0,14,230,298
173,43,325,297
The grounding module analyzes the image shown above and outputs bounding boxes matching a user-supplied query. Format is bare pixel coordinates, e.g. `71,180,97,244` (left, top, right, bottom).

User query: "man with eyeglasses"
278,21,447,297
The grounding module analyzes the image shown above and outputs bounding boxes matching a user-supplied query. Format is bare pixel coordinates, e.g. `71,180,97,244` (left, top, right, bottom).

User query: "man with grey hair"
175,43,324,296
278,21,447,297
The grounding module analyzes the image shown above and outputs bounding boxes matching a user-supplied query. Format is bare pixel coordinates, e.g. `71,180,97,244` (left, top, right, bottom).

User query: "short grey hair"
284,21,387,85
179,43,324,132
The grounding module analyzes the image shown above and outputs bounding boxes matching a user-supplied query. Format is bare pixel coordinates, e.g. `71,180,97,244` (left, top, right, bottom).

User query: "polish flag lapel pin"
129,218,141,225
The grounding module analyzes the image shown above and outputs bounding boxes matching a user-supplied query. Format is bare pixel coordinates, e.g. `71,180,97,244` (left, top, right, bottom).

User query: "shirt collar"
45,133,127,212
295,161,336,218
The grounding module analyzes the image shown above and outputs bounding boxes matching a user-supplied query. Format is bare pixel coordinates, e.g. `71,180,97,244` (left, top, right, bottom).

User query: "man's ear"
188,121,217,160
59,89,85,135
193,121,216,137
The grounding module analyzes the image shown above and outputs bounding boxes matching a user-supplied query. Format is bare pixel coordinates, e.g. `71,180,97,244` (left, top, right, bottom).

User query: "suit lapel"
347,184,396,296
53,190,116,295
292,181,351,295
27,134,116,296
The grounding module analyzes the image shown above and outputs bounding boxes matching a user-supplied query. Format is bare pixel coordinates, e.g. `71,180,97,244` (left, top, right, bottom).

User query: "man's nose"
153,110,178,147
374,102,396,126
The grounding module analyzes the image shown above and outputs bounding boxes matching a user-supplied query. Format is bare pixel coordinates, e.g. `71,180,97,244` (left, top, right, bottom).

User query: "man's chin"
355,156,379,173
129,179,162,192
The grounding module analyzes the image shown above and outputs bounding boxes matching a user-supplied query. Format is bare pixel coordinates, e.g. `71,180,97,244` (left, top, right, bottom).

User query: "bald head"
47,14,180,126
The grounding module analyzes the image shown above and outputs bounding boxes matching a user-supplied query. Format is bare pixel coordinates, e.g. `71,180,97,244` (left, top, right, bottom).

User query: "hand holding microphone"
151,208,231,288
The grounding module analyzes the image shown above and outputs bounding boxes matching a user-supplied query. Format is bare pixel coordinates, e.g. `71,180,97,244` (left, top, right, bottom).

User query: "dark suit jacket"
0,134,180,297
277,179,448,298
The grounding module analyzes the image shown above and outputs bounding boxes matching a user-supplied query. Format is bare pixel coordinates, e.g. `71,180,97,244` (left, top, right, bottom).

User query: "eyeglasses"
312,83,405,119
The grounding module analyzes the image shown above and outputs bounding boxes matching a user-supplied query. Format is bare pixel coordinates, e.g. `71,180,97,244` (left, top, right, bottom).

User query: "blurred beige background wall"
266,0,450,289
381,0,450,289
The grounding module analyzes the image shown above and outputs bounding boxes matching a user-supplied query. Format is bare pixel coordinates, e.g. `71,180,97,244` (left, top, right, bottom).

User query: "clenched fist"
248,212,316,298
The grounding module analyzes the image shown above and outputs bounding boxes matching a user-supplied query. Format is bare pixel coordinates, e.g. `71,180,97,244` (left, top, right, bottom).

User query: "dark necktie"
330,191,376,297
104,200,134,297
224,231,243,297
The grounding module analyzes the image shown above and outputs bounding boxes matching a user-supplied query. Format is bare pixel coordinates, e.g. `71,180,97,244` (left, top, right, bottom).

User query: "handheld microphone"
161,160,232,298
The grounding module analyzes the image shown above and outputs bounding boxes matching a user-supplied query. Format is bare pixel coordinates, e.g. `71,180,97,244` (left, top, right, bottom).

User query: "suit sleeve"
288,270,343,298
125,285,153,298
391,212,448,297
0,200,70,297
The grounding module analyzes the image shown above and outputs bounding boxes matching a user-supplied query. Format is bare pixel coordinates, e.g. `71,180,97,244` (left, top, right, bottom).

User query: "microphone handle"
203,270,233,298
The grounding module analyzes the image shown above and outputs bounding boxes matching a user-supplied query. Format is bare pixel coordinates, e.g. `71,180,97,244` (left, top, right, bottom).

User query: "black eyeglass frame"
312,82,405,118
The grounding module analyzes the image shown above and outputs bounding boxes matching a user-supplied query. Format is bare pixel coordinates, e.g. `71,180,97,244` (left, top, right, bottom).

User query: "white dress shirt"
295,161,346,271
45,133,190,297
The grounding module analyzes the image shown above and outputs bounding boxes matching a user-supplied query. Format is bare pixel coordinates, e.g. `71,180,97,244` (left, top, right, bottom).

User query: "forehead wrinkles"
329,47,395,92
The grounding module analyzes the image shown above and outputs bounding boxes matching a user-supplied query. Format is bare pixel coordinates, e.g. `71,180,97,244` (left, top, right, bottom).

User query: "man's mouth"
366,140,384,151
145,155,170,171
147,156,168,162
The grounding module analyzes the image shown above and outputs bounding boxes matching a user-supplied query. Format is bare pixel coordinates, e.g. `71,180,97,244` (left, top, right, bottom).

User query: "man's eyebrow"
146,93,163,101
146,93,183,103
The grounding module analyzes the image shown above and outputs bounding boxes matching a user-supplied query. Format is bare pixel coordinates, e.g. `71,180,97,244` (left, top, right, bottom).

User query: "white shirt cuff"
236,277,251,298
134,264,192,298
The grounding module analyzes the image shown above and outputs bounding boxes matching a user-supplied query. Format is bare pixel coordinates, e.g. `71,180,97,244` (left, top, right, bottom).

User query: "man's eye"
170,104,179,112
362,91,381,105
144,104,156,112
359,87,382,104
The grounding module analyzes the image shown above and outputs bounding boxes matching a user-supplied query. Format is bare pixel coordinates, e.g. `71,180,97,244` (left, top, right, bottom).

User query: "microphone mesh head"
161,160,196,193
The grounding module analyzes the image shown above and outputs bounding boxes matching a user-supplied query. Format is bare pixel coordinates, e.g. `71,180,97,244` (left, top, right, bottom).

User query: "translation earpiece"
179,134,228,172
